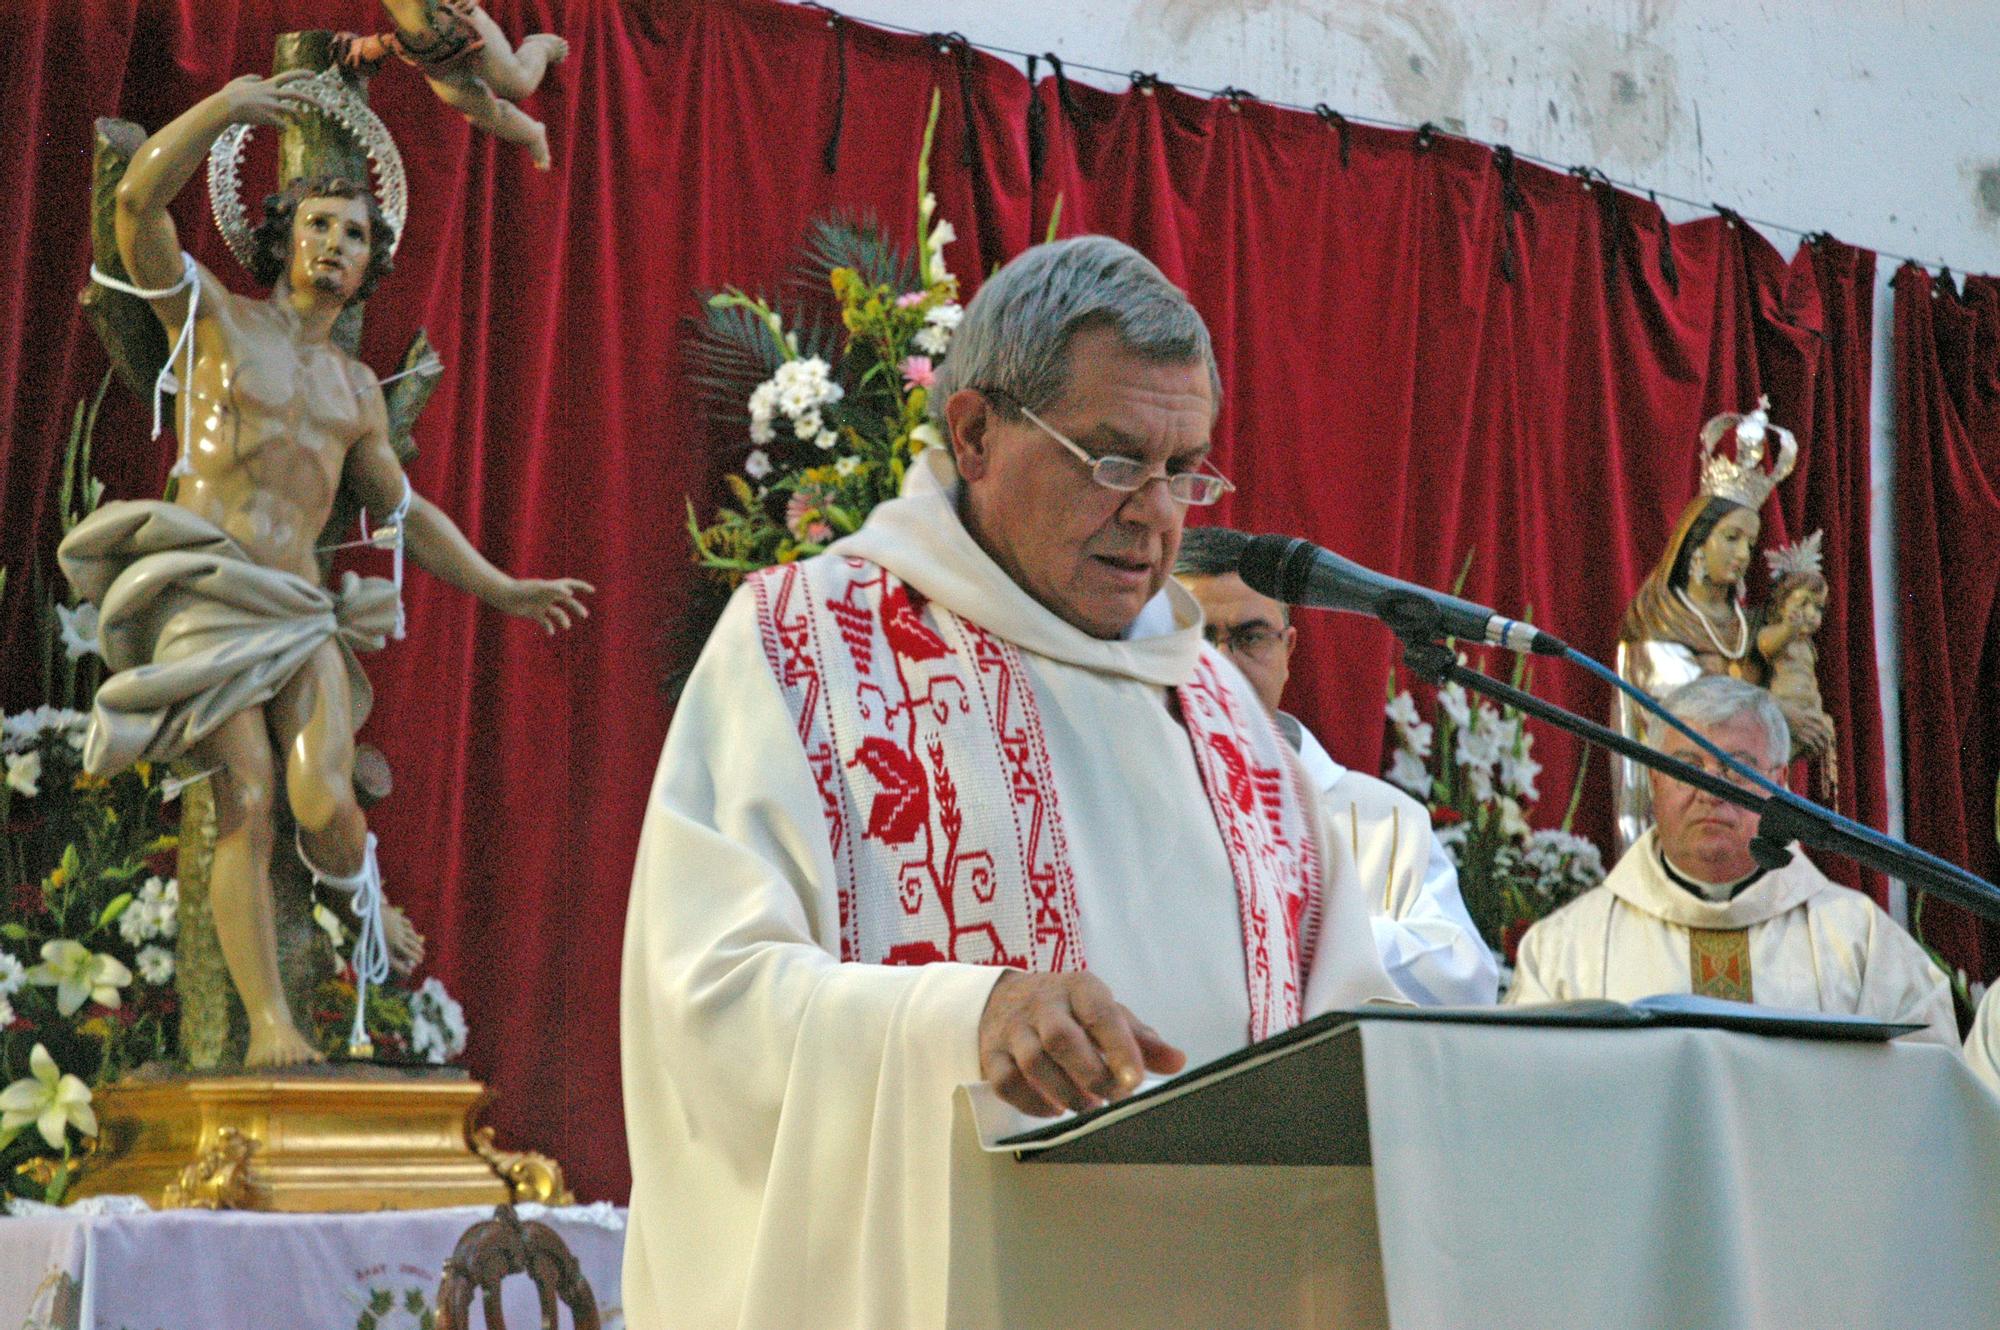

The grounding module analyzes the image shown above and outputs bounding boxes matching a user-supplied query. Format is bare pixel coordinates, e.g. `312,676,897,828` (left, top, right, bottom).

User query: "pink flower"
786,490,836,544
901,355,937,390
895,291,927,309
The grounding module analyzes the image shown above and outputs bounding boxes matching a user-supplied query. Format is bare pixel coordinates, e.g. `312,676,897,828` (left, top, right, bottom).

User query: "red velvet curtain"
1028,82,1887,888
0,0,1891,1202
1894,265,2000,979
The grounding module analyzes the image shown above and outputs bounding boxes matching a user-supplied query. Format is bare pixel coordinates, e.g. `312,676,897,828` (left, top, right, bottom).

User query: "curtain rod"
806,3,1988,284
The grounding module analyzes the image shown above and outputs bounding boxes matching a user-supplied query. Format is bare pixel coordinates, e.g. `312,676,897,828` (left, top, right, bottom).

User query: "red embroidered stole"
749,557,1322,1041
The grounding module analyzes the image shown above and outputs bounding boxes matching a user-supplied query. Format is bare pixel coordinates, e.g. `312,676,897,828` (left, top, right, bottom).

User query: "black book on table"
996,996,1922,1165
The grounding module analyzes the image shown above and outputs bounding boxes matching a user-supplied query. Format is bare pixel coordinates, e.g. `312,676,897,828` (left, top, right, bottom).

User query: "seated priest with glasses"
1506,675,1956,1045
1174,526,1497,1006
621,236,1402,1329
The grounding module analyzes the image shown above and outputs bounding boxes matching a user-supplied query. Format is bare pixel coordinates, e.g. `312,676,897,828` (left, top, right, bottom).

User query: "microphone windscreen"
1237,534,1310,604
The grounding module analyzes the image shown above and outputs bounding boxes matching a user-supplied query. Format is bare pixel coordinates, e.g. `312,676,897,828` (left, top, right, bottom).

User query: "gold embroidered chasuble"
1507,829,1957,1049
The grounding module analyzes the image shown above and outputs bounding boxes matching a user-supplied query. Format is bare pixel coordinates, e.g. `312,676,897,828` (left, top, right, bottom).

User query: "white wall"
827,0,2000,908
837,0,2000,273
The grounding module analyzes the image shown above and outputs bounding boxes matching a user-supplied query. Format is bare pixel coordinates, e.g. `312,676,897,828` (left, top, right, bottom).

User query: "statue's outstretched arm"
344,390,594,635
114,72,315,330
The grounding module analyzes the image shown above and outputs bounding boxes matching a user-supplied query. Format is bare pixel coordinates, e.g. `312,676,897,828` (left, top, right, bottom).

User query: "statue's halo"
206,67,409,273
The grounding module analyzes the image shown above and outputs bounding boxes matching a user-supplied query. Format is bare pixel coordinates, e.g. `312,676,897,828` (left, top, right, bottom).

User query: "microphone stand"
1393,632,2000,924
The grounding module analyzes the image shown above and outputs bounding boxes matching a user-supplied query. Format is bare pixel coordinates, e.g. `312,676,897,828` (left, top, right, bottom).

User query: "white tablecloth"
1360,1022,2000,1328
0,1201,625,1330
945,1020,2000,1329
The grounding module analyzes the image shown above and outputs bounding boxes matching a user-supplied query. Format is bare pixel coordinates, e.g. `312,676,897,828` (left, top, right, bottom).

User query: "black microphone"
1237,534,1567,655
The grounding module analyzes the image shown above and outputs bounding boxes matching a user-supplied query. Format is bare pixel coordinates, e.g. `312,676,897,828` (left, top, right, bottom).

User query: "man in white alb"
1507,675,1956,1045
620,237,1401,1328
1966,984,2000,1096
1174,525,1497,1005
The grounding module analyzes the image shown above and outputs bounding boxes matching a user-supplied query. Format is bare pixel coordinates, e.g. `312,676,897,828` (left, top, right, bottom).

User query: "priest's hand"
978,971,1187,1116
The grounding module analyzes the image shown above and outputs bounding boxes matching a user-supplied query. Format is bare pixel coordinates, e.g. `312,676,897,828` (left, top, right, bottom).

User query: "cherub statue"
60,70,592,1066
1613,397,1796,849
336,1,567,169
1758,531,1837,787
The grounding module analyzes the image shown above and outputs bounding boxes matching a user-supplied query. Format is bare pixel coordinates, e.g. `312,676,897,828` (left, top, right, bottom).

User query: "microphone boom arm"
1395,637,2000,923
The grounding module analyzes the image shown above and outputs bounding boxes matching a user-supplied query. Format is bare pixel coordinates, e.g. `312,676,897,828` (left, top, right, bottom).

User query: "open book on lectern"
967,996,1922,1166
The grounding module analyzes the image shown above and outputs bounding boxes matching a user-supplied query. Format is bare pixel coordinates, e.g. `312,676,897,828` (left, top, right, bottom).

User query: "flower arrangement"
1384,669,1605,959
1379,558,1607,964
0,378,468,1204
0,700,182,1203
686,91,961,583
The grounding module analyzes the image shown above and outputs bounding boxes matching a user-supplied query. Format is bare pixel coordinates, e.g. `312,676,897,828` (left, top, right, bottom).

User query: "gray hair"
928,235,1221,432
1648,675,1790,768
1173,525,1254,579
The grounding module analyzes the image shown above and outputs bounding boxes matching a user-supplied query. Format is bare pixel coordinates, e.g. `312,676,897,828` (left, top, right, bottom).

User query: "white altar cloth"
0,1201,625,1329
946,1019,2000,1329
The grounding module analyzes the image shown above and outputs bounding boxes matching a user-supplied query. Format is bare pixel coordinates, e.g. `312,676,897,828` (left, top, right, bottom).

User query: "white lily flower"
926,220,956,253
26,939,133,1017
0,1044,96,1149
0,953,25,999
834,455,862,478
5,750,40,799
909,422,944,452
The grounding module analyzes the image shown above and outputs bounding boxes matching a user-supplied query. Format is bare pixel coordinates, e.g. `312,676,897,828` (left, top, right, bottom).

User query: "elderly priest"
621,236,1401,1329
1507,675,1956,1045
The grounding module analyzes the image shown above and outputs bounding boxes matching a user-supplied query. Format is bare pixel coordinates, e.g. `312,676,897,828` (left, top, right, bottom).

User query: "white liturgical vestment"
1966,984,2000,1097
1291,723,1498,1005
620,449,1400,1330
1507,828,1958,1046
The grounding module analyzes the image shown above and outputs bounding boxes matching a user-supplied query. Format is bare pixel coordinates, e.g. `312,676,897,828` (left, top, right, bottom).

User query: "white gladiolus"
1387,749,1431,798
1384,691,1422,730
1436,683,1473,730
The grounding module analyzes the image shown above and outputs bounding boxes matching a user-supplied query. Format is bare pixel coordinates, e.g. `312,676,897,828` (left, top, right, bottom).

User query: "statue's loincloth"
58,501,398,776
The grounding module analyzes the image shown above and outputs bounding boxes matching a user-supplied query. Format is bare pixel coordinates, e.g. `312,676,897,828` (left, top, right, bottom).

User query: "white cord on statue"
88,252,200,477
297,829,392,1058
362,478,414,640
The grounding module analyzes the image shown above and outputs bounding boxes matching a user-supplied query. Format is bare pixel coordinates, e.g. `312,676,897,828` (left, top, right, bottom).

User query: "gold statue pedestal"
68,1066,567,1212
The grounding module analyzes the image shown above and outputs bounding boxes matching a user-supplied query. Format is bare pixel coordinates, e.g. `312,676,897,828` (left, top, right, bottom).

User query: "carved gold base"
66,1068,568,1212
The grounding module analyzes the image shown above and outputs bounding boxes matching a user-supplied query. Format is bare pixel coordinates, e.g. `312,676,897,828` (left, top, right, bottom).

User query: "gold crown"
1698,395,1797,509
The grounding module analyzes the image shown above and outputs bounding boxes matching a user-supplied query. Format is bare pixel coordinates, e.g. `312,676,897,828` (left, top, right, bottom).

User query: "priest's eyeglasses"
992,393,1236,506
1205,623,1287,658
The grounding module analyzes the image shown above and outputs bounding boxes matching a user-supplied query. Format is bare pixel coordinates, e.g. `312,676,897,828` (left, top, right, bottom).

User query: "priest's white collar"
830,447,1205,687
